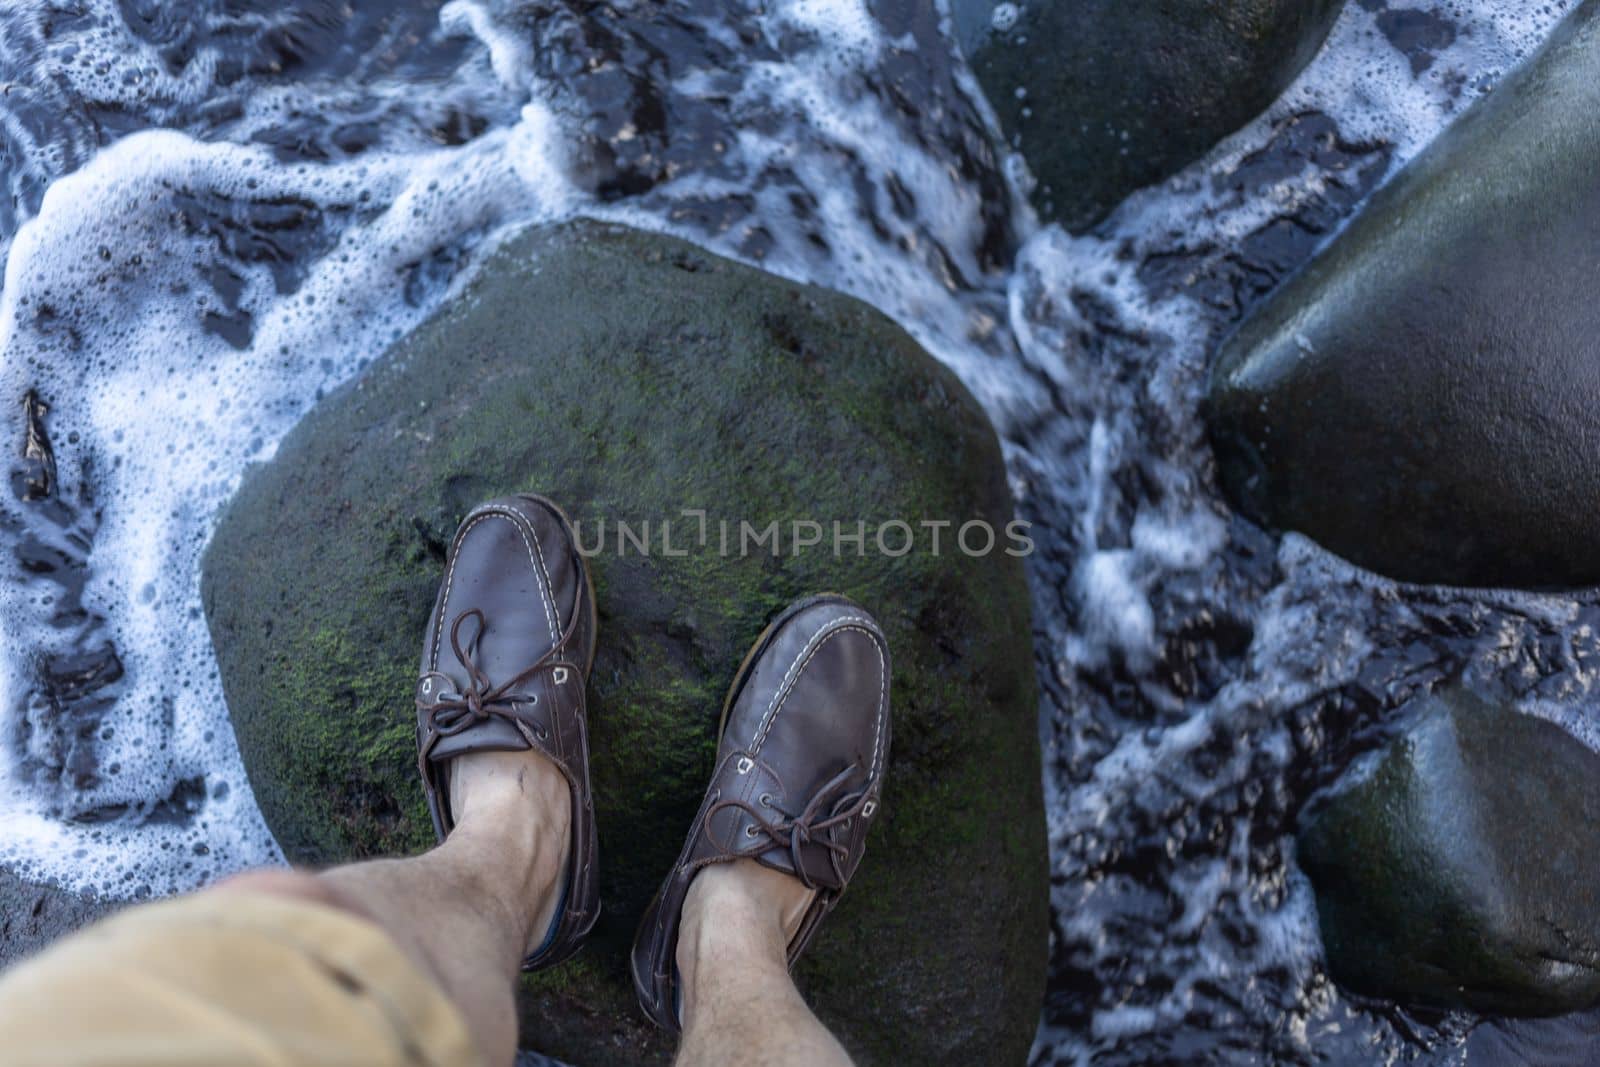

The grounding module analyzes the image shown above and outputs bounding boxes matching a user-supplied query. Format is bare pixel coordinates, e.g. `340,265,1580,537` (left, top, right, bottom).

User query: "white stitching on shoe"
751,616,888,773
428,507,561,670
752,615,872,742
429,514,485,670
517,506,563,649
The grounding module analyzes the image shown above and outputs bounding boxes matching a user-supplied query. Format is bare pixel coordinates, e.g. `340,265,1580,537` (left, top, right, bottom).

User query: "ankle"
677,861,813,989
445,749,571,946
451,746,566,816
452,785,567,879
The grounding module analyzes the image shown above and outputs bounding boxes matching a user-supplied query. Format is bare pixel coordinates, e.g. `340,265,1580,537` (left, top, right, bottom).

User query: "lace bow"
419,608,575,739
701,762,873,890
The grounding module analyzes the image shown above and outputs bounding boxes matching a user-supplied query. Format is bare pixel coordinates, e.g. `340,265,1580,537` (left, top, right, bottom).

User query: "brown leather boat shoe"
415,494,600,970
630,593,891,1031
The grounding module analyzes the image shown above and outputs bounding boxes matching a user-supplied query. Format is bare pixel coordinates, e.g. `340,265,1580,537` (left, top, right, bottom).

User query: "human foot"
630,594,892,1031
415,495,600,970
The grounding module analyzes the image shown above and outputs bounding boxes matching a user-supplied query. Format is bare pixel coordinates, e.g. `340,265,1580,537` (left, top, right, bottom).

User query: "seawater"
0,0,1585,1060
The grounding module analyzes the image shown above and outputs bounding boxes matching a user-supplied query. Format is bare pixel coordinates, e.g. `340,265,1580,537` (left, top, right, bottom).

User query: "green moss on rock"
201,220,1047,1064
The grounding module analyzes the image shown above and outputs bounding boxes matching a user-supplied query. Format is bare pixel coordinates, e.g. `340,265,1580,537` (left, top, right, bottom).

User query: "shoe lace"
419,607,579,738
699,763,871,890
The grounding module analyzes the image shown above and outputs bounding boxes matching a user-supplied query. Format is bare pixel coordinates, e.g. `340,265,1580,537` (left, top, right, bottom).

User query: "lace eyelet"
759,793,773,808
534,725,549,741
745,825,759,837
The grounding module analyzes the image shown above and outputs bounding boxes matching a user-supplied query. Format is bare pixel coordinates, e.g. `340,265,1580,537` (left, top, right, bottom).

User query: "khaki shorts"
0,890,482,1066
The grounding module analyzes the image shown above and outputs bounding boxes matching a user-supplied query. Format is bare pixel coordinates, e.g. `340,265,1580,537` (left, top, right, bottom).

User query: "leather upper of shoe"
414,495,596,837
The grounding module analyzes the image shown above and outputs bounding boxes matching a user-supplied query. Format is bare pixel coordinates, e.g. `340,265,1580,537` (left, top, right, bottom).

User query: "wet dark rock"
515,0,1016,272
202,221,1047,1065
1298,686,1600,1016
1375,7,1457,75
1467,1009,1600,1067
15,391,55,502
1207,1,1600,589
1137,110,1390,319
954,0,1347,230
0,868,113,970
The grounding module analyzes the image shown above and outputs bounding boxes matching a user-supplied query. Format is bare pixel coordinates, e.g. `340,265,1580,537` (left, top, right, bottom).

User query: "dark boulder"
1298,686,1600,1016
1207,1,1600,589
201,221,1048,1064
955,0,1346,230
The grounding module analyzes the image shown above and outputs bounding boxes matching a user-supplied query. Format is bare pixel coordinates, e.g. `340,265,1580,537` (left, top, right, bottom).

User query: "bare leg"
674,860,853,1067
217,748,568,1066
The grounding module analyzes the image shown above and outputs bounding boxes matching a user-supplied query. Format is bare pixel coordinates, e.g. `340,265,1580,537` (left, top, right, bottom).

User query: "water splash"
0,0,1587,1060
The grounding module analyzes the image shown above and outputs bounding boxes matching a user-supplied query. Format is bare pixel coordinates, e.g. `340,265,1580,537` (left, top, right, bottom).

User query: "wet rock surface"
201,220,1048,1065
1298,686,1600,1016
520,0,1018,271
955,0,1347,230
0,871,111,970
1207,0,1600,589
1467,1011,1600,1066
0,0,487,245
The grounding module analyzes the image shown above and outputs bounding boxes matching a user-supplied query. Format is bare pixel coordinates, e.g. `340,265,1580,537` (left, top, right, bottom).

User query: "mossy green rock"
1298,687,1600,1016
955,0,1345,230
201,220,1047,1064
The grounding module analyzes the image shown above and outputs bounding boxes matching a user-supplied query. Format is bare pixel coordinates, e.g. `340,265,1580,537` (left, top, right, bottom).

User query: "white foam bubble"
778,0,882,62
441,0,536,95
0,61,579,894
